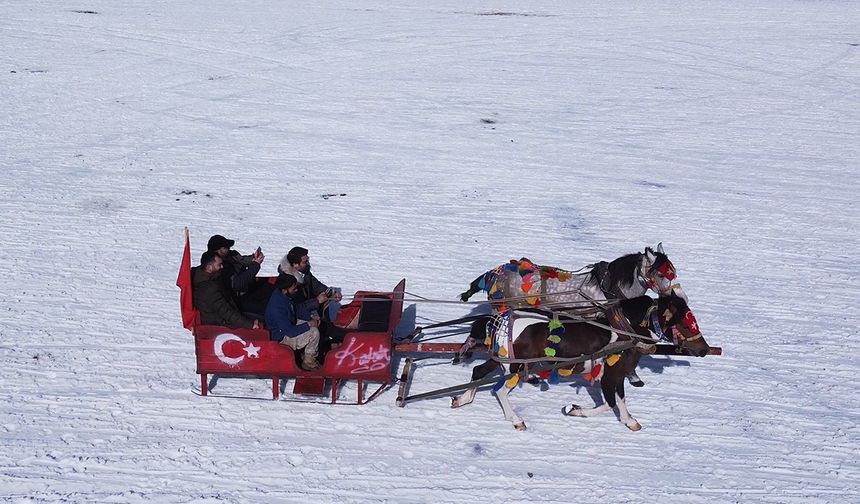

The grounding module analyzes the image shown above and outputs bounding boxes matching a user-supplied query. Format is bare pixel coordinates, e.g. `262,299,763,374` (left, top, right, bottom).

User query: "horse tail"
460,264,508,302
459,273,485,301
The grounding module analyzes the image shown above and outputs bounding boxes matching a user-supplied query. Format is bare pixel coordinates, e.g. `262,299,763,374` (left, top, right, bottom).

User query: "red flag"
176,227,197,329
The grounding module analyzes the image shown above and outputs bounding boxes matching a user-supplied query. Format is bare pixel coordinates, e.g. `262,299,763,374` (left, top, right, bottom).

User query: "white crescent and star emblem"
214,334,262,367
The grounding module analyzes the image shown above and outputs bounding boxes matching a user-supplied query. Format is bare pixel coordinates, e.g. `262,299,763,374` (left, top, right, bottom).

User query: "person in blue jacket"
265,274,321,371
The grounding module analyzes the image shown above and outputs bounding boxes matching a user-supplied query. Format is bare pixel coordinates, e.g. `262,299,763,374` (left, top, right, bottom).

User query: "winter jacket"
192,266,256,329
265,289,313,341
222,250,261,294
277,262,330,313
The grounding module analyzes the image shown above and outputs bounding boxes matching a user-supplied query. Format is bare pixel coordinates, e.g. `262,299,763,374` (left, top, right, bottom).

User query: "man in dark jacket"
208,234,273,317
277,246,343,321
193,250,261,329
265,274,321,370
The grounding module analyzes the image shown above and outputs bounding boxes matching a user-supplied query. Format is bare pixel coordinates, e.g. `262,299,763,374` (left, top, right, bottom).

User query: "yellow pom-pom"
606,354,621,366
505,374,520,388
558,368,573,377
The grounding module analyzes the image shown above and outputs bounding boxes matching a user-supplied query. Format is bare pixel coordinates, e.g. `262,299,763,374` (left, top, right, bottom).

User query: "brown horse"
451,294,709,431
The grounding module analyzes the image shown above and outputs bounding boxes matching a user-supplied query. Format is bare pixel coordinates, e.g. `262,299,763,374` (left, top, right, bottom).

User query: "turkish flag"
176,227,198,329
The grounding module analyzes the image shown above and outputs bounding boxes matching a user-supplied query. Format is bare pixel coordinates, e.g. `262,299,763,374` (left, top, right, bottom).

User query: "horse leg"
452,387,477,408
614,380,641,431
452,317,488,364
627,340,655,387
562,401,611,418
451,336,476,365
617,353,643,429
494,381,526,431
451,359,499,408
627,370,645,387
562,374,618,418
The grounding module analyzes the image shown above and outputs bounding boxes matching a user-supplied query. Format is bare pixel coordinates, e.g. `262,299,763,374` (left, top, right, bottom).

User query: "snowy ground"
2,1,859,502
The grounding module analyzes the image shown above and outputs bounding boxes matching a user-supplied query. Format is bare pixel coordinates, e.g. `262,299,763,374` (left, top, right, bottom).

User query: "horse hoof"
562,405,583,417
514,422,527,431
626,421,642,432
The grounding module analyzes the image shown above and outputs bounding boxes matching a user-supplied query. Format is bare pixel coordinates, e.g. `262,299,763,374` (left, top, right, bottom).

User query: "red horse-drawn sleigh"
177,230,721,430
177,229,405,404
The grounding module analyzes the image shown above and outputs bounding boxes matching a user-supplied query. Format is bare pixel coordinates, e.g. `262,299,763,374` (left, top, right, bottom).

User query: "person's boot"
301,356,321,371
324,322,348,345
627,371,645,387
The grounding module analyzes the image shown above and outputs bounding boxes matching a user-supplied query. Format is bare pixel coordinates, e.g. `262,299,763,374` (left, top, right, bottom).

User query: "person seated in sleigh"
192,250,262,330
206,234,274,318
278,246,344,323
265,274,348,370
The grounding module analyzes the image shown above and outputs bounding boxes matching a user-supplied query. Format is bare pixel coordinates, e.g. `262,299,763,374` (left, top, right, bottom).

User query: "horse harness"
591,257,661,299
641,303,703,346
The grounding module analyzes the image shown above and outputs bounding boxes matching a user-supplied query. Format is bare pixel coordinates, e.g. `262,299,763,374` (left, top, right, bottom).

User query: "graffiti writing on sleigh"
333,339,390,374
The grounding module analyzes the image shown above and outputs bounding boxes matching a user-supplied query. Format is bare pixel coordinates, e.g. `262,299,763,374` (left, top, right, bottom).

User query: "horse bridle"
643,302,703,346
642,255,679,295
672,324,703,346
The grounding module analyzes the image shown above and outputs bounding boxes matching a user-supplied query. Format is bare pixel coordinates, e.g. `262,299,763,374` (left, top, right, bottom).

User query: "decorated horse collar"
608,304,637,335
640,304,668,342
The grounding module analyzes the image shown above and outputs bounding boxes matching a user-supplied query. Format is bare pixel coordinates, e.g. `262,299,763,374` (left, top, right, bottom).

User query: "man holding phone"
207,234,274,317
277,246,343,323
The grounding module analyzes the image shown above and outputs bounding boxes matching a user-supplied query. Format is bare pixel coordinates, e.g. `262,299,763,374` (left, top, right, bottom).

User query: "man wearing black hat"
208,234,274,317
265,273,322,371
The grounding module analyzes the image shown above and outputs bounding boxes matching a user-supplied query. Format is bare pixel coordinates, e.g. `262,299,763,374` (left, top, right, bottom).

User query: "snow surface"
2,1,859,502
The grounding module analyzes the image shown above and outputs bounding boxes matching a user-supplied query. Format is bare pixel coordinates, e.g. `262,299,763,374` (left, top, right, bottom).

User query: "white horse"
459,243,687,310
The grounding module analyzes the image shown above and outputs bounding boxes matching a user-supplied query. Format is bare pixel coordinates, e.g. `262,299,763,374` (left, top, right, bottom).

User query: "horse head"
644,244,688,302
655,293,709,357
